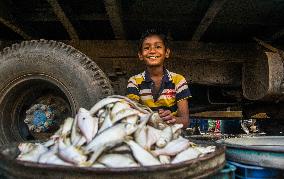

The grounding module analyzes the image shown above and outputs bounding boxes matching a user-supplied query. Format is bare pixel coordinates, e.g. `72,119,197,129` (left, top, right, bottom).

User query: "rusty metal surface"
242,51,284,101
0,143,225,179
218,136,284,169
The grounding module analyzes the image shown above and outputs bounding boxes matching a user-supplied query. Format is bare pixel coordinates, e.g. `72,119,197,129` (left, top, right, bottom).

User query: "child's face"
138,35,170,67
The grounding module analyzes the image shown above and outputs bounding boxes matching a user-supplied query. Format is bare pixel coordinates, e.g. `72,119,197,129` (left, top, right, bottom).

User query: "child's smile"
138,35,170,67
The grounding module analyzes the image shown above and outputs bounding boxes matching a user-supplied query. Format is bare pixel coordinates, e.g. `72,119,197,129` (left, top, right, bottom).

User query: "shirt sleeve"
126,77,140,102
175,76,192,102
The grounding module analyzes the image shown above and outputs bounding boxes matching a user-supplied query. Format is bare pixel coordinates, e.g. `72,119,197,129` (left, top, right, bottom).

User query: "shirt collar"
143,68,172,83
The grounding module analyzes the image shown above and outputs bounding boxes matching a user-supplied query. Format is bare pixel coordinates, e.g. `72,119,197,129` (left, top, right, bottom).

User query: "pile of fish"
17,95,216,168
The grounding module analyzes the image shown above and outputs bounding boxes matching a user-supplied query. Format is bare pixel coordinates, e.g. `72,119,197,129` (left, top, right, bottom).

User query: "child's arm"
158,99,189,128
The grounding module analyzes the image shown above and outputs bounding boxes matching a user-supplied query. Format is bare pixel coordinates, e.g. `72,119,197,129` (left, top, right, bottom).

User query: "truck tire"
0,40,113,144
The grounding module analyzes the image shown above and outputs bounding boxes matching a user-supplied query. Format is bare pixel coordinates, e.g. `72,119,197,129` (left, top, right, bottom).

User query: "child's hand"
158,109,176,124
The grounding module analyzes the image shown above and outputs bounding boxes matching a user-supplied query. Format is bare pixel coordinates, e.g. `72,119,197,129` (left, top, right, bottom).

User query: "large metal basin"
0,142,225,179
217,136,284,170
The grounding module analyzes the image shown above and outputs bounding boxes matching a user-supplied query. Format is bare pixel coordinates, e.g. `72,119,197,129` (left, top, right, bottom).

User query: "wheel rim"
0,74,74,142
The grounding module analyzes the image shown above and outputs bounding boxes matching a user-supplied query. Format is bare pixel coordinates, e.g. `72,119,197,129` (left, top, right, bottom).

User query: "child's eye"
143,46,149,50
156,45,162,49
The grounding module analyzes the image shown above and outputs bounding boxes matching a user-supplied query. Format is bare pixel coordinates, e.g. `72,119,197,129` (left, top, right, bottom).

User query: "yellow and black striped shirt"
126,69,191,116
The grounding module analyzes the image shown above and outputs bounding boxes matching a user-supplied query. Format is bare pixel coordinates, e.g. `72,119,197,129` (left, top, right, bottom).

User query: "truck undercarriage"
0,0,284,142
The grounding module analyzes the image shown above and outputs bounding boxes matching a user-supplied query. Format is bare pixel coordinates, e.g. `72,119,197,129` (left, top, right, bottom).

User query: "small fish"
97,109,106,125
70,115,87,147
18,143,37,154
156,126,173,148
38,150,57,163
17,144,48,162
125,140,160,166
108,144,131,154
89,97,122,115
110,102,131,116
171,124,183,139
122,115,139,124
159,155,171,164
58,139,87,165
85,123,138,163
41,152,72,166
146,126,162,150
98,154,139,168
77,108,98,143
97,108,113,133
171,147,202,164
107,95,151,114
71,114,79,144
138,113,152,123
92,163,106,168
148,113,167,129
61,117,74,136
171,124,183,133
134,125,148,149
111,109,139,124
152,136,190,156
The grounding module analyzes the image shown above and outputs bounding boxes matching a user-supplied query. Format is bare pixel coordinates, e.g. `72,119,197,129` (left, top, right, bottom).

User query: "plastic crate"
227,161,282,179
210,163,236,179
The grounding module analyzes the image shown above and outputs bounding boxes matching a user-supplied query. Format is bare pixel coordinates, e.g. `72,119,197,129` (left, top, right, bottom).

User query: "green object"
208,119,216,131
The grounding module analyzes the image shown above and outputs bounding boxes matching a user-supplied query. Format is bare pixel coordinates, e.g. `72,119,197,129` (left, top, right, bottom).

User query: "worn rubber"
0,40,113,144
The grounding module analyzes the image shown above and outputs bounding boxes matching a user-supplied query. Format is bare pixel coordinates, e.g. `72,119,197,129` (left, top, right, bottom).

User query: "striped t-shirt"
126,69,191,116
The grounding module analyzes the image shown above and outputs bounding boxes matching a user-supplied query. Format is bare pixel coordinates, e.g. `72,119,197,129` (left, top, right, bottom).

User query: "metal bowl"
217,136,284,169
0,142,225,179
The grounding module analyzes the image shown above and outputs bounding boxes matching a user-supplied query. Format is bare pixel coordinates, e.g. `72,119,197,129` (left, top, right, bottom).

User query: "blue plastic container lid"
227,161,281,178
220,163,237,174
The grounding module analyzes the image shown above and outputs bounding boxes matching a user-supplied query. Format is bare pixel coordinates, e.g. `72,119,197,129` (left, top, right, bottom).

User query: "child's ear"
138,52,143,61
165,48,171,58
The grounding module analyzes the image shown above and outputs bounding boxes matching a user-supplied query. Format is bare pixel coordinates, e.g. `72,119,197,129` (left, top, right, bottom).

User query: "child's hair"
138,29,169,52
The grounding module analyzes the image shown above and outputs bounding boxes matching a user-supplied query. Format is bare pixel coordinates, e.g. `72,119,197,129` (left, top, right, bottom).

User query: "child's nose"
149,46,156,52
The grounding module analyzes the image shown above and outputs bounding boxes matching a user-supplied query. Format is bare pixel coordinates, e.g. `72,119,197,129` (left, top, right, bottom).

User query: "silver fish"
134,125,147,149
98,109,106,125
146,126,162,150
98,154,139,168
98,108,113,133
159,155,171,164
77,108,98,143
171,123,183,139
42,153,72,166
148,113,167,129
61,117,74,136
70,115,87,147
85,123,138,164
111,102,131,116
156,126,173,148
18,143,37,154
125,140,160,166
89,97,122,115
171,147,202,164
58,139,87,165
17,144,48,162
92,163,106,168
152,136,190,156
71,113,79,144
122,115,139,124
38,150,57,163
108,144,131,154
107,95,152,114
111,108,139,124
